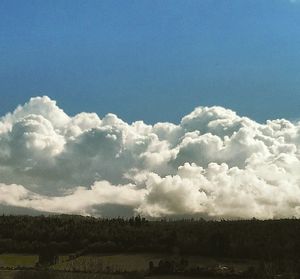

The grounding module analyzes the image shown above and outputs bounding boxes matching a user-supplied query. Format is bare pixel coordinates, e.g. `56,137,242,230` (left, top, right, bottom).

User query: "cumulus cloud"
0,96,300,219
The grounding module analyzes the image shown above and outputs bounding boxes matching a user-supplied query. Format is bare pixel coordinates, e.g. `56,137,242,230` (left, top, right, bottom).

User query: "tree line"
0,214,300,260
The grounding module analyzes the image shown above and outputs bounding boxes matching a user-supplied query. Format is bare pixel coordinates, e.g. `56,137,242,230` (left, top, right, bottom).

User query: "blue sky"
1,0,300,124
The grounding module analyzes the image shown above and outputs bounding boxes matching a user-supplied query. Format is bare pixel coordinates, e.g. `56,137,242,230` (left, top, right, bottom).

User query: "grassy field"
53,253,255,273
0,254,38,267
0,270,123,279
54,253,164,272
0,253,256,279
0,271,18,279
187,255,255,272
0,271,226,279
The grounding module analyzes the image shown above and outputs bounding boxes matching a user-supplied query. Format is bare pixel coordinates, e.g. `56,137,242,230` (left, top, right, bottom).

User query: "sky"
1,1,300,219
1,0,300,124
1,96,300,218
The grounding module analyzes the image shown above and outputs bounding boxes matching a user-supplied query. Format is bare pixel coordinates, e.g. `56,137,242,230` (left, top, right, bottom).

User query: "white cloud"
0,96,300,219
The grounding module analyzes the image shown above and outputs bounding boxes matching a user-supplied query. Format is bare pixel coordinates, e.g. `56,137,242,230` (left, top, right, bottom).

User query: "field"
53,253,254,273
0,253,255,271
0,271,227,279
0,254,38,268
0,271,123,279
54,253,163,272
0,253,256,279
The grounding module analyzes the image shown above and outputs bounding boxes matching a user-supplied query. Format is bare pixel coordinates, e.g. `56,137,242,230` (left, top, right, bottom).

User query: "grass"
53,253,255,273
54,253,164,272
0,254,38,267
0,253,256,278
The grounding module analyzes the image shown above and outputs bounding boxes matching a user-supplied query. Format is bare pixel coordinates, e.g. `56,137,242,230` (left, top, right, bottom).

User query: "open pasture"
0,254,38,268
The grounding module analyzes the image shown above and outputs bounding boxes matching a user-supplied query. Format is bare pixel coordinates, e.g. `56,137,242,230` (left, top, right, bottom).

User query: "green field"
53,253,254,273
0,271,123,279
0,271,226,279
0,253,255,279
54,253,164,272
0,254,38,267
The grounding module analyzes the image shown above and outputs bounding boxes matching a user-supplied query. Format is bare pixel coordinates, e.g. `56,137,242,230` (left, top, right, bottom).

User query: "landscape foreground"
0,215,300,278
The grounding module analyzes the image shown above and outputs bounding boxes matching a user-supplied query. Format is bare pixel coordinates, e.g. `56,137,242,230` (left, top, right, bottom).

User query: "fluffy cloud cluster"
0,96,300,219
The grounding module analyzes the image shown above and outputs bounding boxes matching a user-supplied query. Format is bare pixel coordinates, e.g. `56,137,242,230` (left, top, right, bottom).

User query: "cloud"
0,96,300,219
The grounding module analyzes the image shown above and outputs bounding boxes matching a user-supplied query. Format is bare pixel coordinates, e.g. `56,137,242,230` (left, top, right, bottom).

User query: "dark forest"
0,215,299,260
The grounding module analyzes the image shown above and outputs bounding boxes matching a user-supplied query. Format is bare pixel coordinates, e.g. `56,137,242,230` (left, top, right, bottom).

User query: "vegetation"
1,215,300,278
0,254,38,267
0,215,300,261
